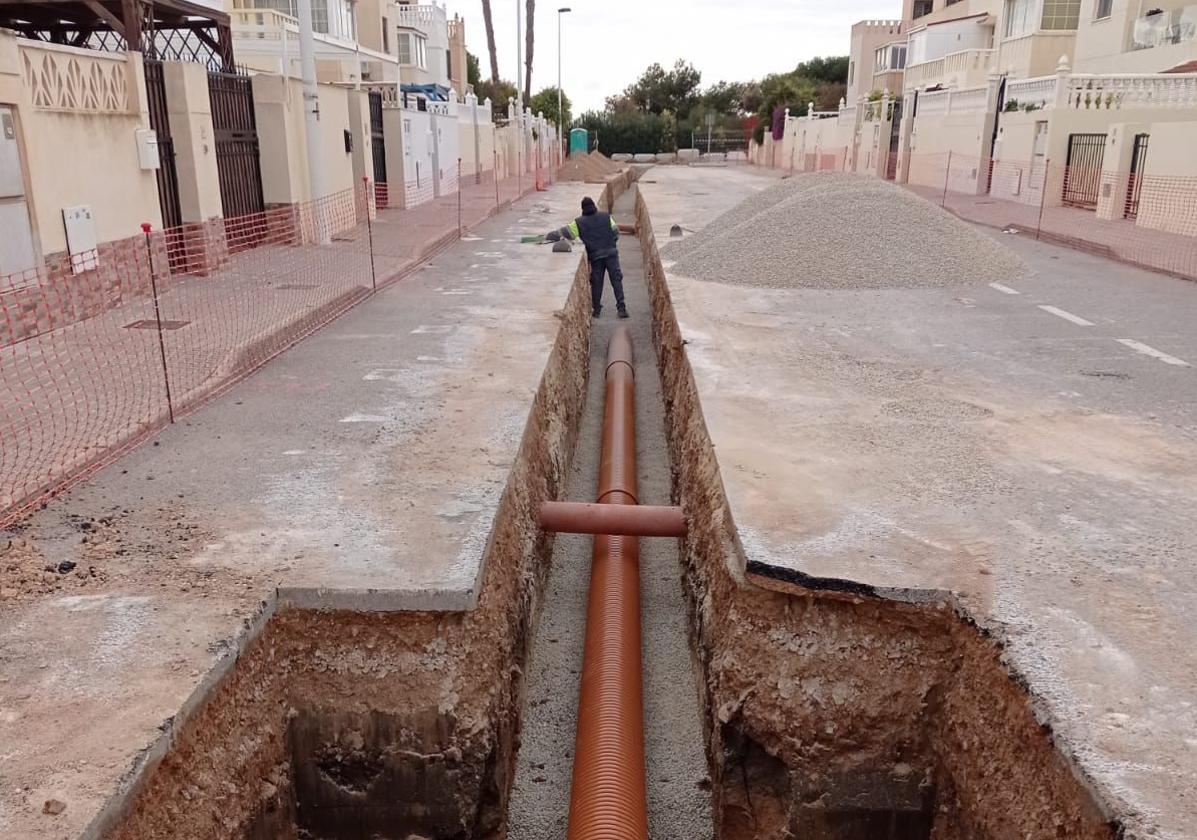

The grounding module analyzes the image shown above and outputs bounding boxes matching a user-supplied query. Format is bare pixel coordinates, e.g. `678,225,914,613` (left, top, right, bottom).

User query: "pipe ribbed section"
566,325,649,840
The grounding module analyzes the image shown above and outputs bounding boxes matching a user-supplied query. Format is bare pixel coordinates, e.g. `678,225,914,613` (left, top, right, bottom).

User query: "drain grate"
1081,369,1131,379
276,284,318,290
124,319,190,331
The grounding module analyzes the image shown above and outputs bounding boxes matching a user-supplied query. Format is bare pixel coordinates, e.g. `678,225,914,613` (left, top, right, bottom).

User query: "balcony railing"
1130,4,1197,50
904,48,994,90
394,3,446,35
1005,72,1197,111
905,56,944,89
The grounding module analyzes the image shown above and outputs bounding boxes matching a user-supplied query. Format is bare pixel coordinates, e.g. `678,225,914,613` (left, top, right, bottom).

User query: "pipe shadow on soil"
86,174,1121,840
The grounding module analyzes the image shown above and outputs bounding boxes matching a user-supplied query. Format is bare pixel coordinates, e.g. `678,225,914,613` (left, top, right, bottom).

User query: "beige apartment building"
778,0,1197,237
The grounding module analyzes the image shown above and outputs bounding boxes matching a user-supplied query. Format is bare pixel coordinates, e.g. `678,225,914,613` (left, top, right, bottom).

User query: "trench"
88,177,1122,840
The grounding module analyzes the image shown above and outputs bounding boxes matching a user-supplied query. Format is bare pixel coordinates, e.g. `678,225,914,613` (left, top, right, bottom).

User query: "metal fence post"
457,157,463,237
941,150,952,208
363,177,377,293
494,148,501,208
141,223,175,424
1036,157,1050,240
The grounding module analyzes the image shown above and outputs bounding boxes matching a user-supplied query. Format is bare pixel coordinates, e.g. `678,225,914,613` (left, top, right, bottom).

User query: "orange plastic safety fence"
0,169,542,527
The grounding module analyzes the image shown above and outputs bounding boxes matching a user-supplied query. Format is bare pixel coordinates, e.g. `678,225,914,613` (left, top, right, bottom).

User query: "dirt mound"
669,173,1026,290
558,150,623,183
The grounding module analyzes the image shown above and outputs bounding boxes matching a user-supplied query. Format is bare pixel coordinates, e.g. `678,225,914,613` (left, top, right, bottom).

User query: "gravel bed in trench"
666,172,1027,290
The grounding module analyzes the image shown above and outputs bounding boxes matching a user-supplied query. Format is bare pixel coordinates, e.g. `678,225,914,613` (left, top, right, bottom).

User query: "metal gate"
1062,133,1106,209
208,71,265,248
1124,133,1149,220
886,98,902,180
143,60,185,266
369,91,388,208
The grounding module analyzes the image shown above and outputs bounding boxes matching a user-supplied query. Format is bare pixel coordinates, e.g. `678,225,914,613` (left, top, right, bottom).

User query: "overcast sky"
441,0,897,113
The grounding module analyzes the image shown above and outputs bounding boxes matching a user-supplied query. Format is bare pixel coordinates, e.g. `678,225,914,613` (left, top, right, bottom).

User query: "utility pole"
516,0,523,113
558,7,571,158
297,0,328,242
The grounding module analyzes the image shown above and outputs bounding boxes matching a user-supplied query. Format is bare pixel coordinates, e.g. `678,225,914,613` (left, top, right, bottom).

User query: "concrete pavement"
640,165,1197,840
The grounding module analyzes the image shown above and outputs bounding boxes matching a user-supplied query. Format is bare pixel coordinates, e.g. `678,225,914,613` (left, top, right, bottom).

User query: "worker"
552,197,628,319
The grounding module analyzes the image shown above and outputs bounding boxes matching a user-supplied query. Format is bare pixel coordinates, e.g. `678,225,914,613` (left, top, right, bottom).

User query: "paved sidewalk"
0,172,543,519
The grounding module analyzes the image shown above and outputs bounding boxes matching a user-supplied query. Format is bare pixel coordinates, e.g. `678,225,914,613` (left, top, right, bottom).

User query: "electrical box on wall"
135,128,160,170
62,205,99,274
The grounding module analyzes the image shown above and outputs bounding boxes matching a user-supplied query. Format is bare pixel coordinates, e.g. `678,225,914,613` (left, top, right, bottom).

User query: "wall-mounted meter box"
62,205,99,274
135,128,160,170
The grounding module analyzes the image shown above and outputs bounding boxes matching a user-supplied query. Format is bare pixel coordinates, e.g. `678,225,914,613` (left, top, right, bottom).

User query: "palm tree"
481,0,499,83
523,0,535,103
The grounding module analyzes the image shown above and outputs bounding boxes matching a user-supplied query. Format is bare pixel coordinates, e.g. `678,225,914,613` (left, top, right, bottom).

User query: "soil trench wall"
632,185,1121,840
82,187,633,839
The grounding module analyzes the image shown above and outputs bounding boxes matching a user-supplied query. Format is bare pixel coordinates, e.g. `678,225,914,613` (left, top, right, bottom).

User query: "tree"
816,81,847,110
481,0,499,83
610,60,702,119
476,78,519,118
795,56,850,84
523,0,535,103
699,81,749,117
530,86,572,129
577,110,670,155
467,51,482,90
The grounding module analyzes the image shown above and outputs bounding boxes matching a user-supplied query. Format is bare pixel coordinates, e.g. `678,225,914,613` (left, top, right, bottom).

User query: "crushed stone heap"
666,172,1027,290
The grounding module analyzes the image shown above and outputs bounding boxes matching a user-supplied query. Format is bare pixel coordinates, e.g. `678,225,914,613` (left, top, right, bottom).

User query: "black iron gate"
886,98,902,180
1062,132,1106,209
208,71,265,247
369,91,388,208
1125,132,1149,220
143,61,182,235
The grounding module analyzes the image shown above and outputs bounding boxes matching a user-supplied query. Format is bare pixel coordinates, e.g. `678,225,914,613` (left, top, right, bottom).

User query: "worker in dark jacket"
554,196,628,319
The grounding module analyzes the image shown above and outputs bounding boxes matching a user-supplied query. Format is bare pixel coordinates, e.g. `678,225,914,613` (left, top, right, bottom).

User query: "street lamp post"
558,7,571,159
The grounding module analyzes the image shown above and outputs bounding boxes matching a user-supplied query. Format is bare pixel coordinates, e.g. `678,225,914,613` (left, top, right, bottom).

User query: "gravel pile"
668,173,1026,290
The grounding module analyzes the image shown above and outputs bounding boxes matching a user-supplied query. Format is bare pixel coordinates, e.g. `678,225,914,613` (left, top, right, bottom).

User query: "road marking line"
989,282,1020,295
440,289,471,295
340,413,386,423
1116,339,1191,367
1038,305,1094,327
411,325,453,334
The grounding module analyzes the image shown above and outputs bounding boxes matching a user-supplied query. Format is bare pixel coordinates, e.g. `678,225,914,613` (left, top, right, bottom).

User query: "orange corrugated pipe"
566,325,650,840
538,501,685,538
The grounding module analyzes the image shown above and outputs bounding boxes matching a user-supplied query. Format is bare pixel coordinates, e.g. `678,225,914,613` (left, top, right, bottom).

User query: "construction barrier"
0,166,557,526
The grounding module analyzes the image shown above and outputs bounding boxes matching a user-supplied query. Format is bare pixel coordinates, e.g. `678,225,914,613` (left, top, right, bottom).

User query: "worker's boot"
592,307,601,319
617,306,629,319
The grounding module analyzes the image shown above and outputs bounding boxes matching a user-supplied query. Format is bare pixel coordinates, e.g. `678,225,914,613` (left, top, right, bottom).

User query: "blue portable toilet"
569,128,589,157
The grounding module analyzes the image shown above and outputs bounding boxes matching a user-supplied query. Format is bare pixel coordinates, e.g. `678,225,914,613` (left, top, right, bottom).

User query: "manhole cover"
124,319,190,331
276,284,318,290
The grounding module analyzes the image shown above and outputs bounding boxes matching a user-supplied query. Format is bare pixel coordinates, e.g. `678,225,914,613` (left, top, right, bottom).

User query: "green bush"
576,110,672,154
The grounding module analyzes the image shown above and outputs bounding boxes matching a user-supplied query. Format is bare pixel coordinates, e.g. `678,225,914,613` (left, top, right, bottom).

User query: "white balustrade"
1064,74,1197,110
1005,75,1057,110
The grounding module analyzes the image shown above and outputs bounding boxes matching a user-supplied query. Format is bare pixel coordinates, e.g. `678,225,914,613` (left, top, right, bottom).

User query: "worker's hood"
581,197,597,216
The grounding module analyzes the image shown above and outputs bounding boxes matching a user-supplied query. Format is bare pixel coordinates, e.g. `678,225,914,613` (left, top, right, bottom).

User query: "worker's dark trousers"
590,254,626,313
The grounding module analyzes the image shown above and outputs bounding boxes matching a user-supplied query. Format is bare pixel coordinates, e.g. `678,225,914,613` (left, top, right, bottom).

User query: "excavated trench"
89,177,1121,840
